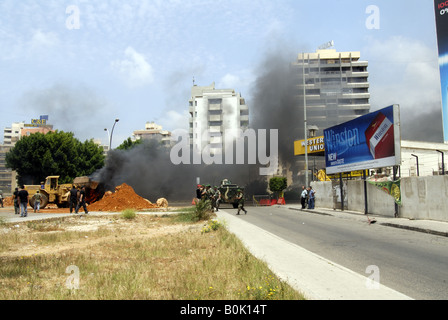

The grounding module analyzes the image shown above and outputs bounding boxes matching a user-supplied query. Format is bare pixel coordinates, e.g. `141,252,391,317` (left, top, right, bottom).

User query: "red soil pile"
87,183,159,212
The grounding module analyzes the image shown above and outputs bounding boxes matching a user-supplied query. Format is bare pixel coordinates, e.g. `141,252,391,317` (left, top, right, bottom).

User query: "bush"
121,209,137,220
194,199,214,222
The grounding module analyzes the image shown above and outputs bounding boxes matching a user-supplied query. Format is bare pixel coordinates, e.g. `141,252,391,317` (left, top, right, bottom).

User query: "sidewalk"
286,205,448,238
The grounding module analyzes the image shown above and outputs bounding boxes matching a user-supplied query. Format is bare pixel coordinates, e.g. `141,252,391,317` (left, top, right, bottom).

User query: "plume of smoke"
94,46,311,200
18,83,115,142
91,139,263,201
249,49,304,169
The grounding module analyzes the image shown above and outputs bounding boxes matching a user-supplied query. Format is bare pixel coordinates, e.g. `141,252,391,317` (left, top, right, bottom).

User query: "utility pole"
303,53,309,188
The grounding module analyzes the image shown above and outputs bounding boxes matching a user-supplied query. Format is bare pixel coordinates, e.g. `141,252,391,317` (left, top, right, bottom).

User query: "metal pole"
363,170,368,215
393,165,398,218
411,154,419,176
110,119,120,150
436,150,445,175
104,128,110,150
339,173,344,211
303,53,308,187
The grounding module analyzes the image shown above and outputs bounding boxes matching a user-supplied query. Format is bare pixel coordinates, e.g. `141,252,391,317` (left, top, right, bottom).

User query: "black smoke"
92,139,263,202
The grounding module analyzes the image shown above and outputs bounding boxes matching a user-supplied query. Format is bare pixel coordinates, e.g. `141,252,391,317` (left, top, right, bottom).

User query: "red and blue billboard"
435,0,448,142
324,105,401,175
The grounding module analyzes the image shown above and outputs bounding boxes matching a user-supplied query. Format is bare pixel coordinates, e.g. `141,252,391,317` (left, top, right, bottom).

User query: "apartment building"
188,82,249,155
133,121,172,146
295,49,370,133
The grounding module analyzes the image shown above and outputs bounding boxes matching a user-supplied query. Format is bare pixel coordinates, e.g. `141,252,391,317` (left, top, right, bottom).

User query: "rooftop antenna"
192,76,196,86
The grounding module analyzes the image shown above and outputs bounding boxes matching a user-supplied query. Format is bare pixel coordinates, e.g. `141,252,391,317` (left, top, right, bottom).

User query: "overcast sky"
0,0,443,146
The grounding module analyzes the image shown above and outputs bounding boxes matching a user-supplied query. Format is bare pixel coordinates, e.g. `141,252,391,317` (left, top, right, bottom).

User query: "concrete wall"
400,176,448,221
312,176,448,222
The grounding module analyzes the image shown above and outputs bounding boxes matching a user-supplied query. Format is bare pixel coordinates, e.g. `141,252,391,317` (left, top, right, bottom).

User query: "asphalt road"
228,205,448,300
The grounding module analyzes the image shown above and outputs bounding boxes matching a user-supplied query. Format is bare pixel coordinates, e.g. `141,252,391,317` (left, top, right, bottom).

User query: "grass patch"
0,213,306,300
121,209,137,220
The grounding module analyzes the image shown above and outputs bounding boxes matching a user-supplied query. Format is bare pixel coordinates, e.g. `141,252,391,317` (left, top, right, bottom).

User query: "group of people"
12,185,39,217
300,185,316,210
69,185,89,214
195,184,247,215
196,184,221,212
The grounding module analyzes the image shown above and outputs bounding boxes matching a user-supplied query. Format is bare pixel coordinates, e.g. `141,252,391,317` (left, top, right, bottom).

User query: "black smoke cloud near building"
93,50,307,201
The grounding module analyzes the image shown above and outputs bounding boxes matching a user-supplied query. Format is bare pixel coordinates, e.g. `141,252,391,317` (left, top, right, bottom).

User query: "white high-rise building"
3,122,25,146
295,49,370,132
188,82,249,155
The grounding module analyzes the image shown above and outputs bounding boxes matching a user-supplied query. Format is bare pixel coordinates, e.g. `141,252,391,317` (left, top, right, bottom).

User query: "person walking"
0,189,3,208
300,185,308,209
213,186,221,211
13,187,20,215
18,186,29,217
235,189,247,215
69,185,78,213
32,190,42,213
308,186,315,210
75,186,89,214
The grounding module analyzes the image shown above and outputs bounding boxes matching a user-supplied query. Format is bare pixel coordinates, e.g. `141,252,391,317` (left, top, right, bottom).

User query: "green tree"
5,131,105,185
116,137,143,150
269,177,287,199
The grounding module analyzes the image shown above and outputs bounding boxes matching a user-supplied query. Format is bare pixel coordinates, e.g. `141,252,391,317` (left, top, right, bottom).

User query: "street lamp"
104,128,110,151
436,150,445,175
302,53,309,187
411,154,419,176
108,118,120,150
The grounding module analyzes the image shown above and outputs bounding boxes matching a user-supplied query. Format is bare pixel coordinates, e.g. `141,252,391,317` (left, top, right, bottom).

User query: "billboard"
324,105,401,175
435,0,448,142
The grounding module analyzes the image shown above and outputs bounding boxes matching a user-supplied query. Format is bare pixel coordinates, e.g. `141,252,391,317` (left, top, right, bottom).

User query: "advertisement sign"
368,179,401,205
324,105,401,175
435,0,448,142
294,136,325,155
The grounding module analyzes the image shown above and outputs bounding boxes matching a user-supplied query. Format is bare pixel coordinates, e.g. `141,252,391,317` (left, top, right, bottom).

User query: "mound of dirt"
87,183,159,212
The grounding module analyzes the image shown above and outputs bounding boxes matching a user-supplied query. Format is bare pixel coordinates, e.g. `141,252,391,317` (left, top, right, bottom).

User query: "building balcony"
346,82,370,88
208,115,223,122
341,93,370,99
346,71,369,77
208,104,222,111
239,115,249,122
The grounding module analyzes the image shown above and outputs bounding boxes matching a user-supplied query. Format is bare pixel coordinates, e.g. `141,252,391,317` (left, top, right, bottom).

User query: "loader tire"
29,193,49,209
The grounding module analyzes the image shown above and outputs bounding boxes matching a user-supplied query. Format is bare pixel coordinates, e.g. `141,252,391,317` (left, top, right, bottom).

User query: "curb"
379,222,448,238
286,206,448,238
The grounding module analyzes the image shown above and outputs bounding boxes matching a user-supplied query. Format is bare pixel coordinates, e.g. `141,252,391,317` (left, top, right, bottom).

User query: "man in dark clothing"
69,185,78,213
18,186,29,217
196,185,202,200
13,188,20,215
235,189,247,215
300,185,308,209
75,186,88,214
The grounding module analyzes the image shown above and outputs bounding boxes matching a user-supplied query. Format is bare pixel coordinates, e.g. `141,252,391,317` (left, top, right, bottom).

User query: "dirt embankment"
2,183,168,213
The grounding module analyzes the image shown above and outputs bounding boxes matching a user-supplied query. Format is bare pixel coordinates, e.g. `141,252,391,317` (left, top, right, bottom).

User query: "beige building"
1,119,55,194
133,121,172,146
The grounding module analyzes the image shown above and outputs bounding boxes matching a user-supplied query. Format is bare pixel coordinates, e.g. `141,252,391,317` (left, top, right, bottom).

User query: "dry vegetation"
0,210,305,300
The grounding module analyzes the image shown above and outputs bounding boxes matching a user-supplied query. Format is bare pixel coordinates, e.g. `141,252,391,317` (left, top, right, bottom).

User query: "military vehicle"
25,176,103,209
218,179,244,208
